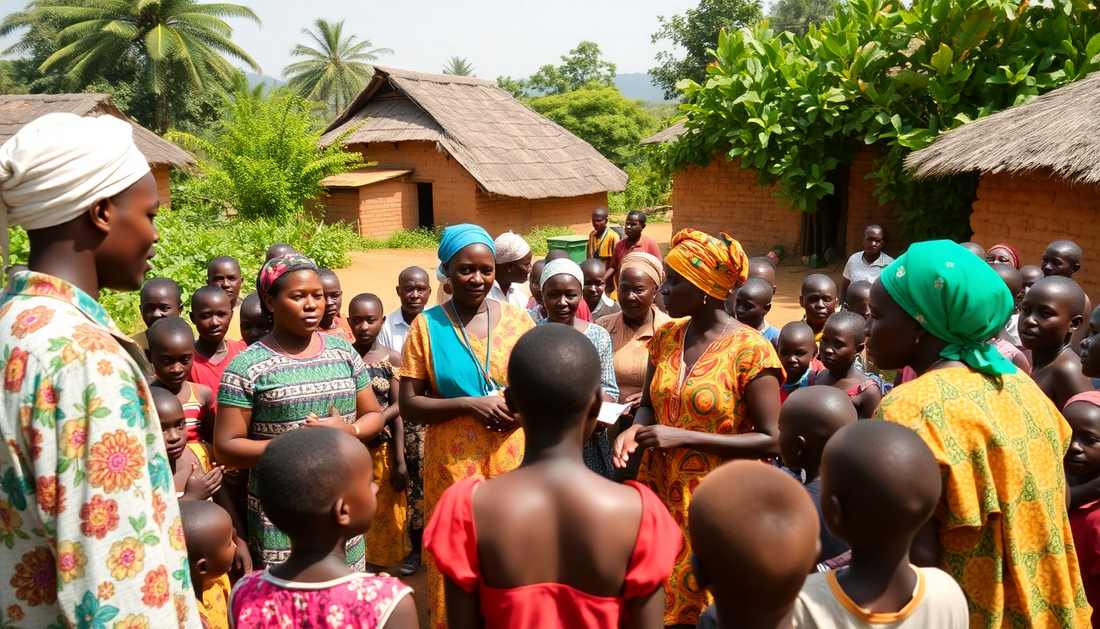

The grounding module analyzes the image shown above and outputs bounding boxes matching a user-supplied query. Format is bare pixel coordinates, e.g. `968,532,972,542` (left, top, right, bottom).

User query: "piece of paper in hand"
597,402,630,425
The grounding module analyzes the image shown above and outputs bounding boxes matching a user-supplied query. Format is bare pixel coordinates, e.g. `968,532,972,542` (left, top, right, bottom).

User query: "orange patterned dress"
876,367,1091,629
398,302,535,629
637,320,781,626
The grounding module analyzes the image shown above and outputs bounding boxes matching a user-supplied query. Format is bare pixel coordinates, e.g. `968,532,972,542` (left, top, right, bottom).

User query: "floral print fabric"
0,272,200,628
229,569,410,629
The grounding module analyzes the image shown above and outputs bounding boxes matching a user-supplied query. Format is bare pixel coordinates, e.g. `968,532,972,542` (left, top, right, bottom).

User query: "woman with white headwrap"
0,113,202,627
488,231,532,307
537,258,620,479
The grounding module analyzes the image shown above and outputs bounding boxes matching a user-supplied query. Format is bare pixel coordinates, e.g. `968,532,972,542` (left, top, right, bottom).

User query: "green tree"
283,18,392,116
528,83,654,168
495,75,527,98
768,0,839,35
4,0,261,133
650,0,764,100
167,87,365,221
442,56,475,76
0,61,28,94
527,41,616,96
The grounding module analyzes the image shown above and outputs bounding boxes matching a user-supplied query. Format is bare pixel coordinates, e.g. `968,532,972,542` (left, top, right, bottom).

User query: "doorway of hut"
417,183,434,229
799,165,849,267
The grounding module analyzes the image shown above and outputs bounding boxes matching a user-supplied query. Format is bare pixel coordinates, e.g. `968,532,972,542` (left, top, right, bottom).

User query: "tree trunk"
155,92,169,134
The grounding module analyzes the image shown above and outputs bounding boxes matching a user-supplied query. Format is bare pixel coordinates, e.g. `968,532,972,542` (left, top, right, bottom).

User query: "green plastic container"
546,235,589,264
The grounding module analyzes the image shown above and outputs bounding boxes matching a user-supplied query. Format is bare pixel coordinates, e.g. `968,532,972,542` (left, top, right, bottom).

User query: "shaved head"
737,278,773,303
747,257,776,288
825,310,867,344
961,242,986,258
349,292,382,312
779,321,816,346
545,250,570,262
580,258,606,276
779,387,857,473
846,280,871,303
507,323,601,426
1029,276,1087,318
265,243,297,262
398,266,429,285
207,256,239,272
801,273,837,297
179,500,233,568
141,277,182,302
1048,240,1083,265
993,264,1023,298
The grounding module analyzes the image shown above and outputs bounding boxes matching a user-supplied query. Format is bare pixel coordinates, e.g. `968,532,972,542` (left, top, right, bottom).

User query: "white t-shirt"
843,251,894,284
488,281,531,308
794,567,967,629
378,308,413,352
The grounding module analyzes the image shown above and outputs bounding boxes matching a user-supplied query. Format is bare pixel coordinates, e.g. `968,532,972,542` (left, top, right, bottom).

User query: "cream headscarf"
493,231,531,264
0,112,151,264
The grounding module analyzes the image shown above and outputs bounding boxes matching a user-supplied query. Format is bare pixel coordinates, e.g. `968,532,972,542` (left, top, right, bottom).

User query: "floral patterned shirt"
229,569,411,629
0,272,200,629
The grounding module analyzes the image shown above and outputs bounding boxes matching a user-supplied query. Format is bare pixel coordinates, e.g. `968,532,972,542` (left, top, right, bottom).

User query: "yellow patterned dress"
399,302,535,629
363,360,410,568
637,320,781,626
875,367,1091,629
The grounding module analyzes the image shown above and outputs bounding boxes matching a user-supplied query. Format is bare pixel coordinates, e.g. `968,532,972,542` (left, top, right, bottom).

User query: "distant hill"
613,73,676,104
244,72,284,89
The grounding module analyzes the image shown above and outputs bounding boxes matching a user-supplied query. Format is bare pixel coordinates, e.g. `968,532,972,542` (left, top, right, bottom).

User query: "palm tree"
7,0,261,133
442,56,475,76
283,18,392,117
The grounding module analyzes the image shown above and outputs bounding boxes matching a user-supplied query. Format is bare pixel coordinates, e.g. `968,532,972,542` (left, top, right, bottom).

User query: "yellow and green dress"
876,368,1091,629
362,360,411,568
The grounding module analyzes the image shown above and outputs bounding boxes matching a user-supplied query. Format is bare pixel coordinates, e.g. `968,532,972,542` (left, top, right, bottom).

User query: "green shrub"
382,227,444,250
609,160,673,214
524,225,577,256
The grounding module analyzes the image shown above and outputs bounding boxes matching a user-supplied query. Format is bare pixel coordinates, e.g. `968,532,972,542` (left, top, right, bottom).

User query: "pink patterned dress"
229,569,411,629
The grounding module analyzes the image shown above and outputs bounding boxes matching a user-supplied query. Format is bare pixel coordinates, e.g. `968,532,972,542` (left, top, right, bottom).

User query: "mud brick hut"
0,93,194,208
642,122,902,260
906,71,1100,297
318,67,627,239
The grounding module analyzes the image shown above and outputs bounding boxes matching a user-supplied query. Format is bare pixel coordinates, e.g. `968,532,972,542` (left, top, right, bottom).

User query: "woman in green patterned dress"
214,254,386,569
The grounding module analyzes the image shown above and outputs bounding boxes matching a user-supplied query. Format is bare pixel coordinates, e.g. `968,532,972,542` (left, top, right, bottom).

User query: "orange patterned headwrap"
665,229,748,299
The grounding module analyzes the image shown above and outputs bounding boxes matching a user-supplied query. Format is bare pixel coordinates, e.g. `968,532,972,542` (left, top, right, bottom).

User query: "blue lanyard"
450,300,494,393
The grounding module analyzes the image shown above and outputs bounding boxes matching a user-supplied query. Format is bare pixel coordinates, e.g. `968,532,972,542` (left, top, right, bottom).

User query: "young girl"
148,317,217,444
348,292,410,572
813,311,882,416
426,325,680,628
230,428,418,629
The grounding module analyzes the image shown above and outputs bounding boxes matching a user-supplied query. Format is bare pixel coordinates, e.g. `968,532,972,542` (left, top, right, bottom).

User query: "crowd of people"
2,111,1100,629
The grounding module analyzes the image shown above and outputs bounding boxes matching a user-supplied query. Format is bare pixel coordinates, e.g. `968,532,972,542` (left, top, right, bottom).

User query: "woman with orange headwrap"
612,230,782,627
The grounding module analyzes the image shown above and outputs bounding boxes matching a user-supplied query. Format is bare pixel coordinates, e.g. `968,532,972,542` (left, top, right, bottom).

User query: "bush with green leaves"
168,86,365,221
528,84,656,169
609,161,673,214
660,0,1100,242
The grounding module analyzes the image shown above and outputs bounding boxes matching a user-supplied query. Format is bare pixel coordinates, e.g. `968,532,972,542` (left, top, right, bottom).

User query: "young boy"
1064,391,1100,625
1021,264,1043,297
795,421,968,628
587,207,620,265
1020,276,1093,409
318,268,354,342
180,500,237,629
606,210,662,292
779,322,821,402
207,256,243,342
747,256,777,293
188,286,246,394
132,276,184,352
264,243,297,262
238,292,269,346
814,311,882,417
580,258,620,320
691,461,820,629
379,266,431,353
778,387,857,565
730,277,779,349
961,242,986,258
526,259,547,321
1043,239,1093,352
843,281,872,320
801,274,838,342
840,225,892,303
148,317,216,443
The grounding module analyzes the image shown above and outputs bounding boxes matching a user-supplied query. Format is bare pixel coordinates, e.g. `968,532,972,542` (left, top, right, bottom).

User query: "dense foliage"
168,87,364,222
768,0,838,36
608,161,673,215
650,0,764,101
660,0,1100,241
283,18,391,117
498,42,616,98
528,84,655,168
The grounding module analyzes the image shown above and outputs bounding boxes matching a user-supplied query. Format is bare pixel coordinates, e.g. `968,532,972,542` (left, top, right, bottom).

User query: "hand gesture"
612,425,641,469
304,405,350,432
623,393,643,415
233,536,252,574
183,463,223,500
391,459,409,492
635,425,684,451
467,395,516,433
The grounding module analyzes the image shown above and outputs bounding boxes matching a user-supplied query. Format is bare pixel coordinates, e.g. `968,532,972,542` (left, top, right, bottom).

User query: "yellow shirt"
224,303,242,342
200,574,230,629
588,227,620,259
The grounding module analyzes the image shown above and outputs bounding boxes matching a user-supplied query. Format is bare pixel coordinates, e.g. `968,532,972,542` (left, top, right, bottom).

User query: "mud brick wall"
477,191,605,236
845,147,902,257
152,165,172,208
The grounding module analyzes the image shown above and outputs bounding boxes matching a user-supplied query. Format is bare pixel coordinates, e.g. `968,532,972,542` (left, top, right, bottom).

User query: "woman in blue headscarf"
398,224,535,628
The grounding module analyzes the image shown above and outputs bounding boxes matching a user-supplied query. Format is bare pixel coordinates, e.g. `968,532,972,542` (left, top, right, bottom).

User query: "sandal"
400,553,421,576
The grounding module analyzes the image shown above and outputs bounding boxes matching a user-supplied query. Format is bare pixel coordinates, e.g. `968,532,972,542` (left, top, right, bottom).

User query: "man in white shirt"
379,266,432,352
840,224,893,303
488,231,533,308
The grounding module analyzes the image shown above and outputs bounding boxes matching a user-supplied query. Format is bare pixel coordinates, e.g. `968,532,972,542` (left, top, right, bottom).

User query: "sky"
0,0,703,80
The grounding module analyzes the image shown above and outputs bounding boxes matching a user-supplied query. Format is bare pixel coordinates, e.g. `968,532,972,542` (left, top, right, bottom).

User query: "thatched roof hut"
640,119,688,145
905,71,1100,183
322,67,626,199
0,93,194,168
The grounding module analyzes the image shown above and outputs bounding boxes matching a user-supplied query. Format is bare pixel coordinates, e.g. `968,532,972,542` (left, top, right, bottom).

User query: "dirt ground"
333,222,842,628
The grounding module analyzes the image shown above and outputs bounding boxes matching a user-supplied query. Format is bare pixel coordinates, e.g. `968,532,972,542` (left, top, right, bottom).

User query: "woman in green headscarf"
867,240,1089,629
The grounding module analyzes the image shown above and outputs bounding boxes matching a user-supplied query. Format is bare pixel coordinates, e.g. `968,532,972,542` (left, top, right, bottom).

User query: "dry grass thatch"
322,67,627,199
0,93,195,168
906,71,1100,184
641,119,688,145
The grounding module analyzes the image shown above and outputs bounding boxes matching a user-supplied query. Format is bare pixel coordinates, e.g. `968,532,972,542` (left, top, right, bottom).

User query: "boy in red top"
1065,389,1100,626
188,285,246,392
606,210,661,293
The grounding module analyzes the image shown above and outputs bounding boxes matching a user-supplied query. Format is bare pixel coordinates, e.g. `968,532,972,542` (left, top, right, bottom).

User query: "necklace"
450,300,494,393
270,330,312,357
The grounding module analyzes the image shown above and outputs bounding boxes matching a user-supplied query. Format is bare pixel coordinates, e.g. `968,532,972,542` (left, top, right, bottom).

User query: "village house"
905,71,1100,297
0,93,194,208
642,121,903,261
317,67,627,239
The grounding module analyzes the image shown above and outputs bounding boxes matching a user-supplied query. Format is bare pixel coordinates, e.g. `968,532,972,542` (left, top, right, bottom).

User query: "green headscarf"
879,240,1016,376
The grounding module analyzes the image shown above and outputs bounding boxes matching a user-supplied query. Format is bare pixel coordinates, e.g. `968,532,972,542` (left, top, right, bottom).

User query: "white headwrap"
0,112,151,264
540,258,584,291
493,231,531,264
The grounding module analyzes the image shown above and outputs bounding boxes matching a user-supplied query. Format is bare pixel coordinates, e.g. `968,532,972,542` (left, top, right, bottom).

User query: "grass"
523,225,576,256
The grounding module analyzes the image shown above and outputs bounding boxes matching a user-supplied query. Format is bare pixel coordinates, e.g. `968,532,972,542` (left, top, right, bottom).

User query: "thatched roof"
641,119,688,145
322,67,626,199
0,93,194,168
906,71,1100,184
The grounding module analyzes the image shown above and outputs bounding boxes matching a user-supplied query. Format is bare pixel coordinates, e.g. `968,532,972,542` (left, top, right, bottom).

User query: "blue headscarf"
437,224,495,276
